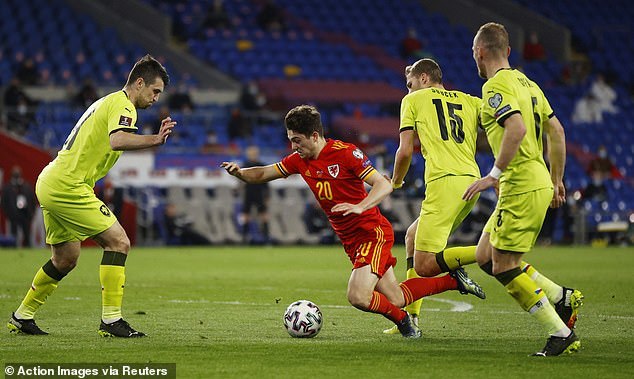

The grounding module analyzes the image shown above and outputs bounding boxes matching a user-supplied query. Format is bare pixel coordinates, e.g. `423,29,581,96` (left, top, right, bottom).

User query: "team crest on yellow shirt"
100,204,112,217
488,93,502,108
327,164,340,178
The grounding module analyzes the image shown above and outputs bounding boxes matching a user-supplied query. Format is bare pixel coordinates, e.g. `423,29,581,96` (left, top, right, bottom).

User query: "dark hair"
476,22,509,55
405,58,442,84
126,54,169,87
284,105,324,137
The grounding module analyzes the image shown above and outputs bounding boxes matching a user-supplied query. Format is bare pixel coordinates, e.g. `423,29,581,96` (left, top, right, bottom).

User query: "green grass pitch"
1,245,633,378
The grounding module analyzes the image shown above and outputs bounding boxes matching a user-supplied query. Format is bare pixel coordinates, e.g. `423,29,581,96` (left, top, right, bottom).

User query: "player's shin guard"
100,251,127,323
16,260,66,319
497,268,568,336
479,260,494,276
403,267,423,317
368,292,407,323
521,261,564,304
436,246,477,272
400,274,456,306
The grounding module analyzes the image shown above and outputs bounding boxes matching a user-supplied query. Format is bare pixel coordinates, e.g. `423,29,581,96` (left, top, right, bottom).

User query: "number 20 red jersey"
275,139,387,241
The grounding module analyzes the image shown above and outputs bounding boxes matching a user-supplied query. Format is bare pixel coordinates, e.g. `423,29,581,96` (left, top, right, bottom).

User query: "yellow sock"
100,251,127,323
437,246,476,271
16,260,66,319
520,261,563,304
403,268,423,316
529,297,570,336
501,269,567,335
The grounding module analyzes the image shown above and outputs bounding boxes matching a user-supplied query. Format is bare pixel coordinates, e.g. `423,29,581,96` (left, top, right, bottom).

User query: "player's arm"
110,117,176,151
392,129,415,189
463,113,526,200
331,170,392,216
221,162,283,183
544,115,566,208
493,113,527,170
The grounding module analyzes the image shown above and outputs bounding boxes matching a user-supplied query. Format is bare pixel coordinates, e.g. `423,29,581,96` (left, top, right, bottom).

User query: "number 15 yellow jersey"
400,87,481,184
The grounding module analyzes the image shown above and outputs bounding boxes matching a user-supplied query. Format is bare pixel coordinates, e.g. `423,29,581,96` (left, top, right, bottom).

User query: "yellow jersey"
480,69,553,196
39,90,138,188
400,87,481,183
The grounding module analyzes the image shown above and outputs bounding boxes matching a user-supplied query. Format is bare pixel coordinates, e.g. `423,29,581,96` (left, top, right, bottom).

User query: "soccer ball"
283,300,323,338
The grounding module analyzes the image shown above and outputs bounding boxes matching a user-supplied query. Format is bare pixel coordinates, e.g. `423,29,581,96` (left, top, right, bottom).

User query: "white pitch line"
597,314,634,320
168,299,210,304
163,299,634,320
166,298,474,312
425,298,473,312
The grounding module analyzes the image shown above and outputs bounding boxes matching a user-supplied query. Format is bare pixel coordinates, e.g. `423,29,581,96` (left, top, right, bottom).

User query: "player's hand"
157,117,177,144
550,181,566,208
462,176,498,201
220,162,242,177
383,174,404,189
331,202,364,216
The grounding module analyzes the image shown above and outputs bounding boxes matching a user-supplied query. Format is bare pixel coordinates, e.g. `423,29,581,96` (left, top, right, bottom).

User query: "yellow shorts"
484,187,553,253
36,178,117,245
415,175,479,253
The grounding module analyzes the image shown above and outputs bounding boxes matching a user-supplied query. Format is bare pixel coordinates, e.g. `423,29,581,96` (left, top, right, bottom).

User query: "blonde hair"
476,22,509,57
405,58,442,84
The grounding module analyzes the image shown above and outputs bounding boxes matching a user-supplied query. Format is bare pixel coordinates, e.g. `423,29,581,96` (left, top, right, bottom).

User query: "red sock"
399,274,457,305
368,291,407,323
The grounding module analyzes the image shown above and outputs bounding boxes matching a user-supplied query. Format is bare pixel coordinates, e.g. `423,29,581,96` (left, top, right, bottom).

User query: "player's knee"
405,226,416,249
390,294,405,309
52,256,78,273
414,253,439,277
107,234,131,254
346,290,371,310
405,228,415,246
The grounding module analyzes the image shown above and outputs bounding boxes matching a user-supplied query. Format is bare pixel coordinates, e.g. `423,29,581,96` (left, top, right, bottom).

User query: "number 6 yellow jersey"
480,68,553,196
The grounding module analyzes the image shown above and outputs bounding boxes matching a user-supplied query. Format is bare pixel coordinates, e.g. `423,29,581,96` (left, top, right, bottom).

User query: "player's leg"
345,221,420,338
374,262,483,337
520,262,584,329
403,219,422,321
240,202,251,243
477,200,575,316
8,179,86,336
408,177,485,298
482,190,579,355
491,247,579,356
241,214,250,242
384,219,423,334
413,176,480,277
348,265,420,337
9,241,80,335
384,217,483,334
346,223,402,318
20,216,32,247
347,265,387,310
37,185,138,337
258,202,270,242
92,221,143,338
374,266,421,338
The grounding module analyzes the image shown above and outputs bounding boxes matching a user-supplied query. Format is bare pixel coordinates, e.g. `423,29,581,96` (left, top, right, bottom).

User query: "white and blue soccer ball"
283,300,323,338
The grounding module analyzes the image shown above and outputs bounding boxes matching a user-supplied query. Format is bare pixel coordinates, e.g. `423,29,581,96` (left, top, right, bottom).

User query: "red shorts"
341,217,396,278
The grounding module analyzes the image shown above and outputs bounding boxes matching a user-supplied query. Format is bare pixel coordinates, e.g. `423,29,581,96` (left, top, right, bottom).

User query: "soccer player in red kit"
221,105,484,338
